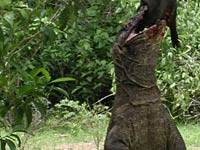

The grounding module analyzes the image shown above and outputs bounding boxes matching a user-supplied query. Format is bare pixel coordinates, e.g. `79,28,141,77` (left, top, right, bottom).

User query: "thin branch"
94,93,114,104
8,6,64,59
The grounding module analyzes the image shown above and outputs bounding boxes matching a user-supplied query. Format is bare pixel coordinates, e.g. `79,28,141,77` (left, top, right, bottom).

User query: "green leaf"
0,26,4,52
0,0,11,8
33,101,47,119
10,134,21,147
50,77,76,83
19,9,29,21
12,127,28,133
13,107,24,126
0,76,8,86
24,105,33,128
5,139,16,150
86,7,97,17
0,26,4,43
31,68,51,82
19,85,34,96
0,140,6,150
59,0,78,29
3,11,15,28
0,118,7,128
52,87,69,97
43,26,56,42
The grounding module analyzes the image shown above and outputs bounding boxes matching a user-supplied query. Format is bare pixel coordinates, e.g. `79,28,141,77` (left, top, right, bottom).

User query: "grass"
22,120,200,150
24,126,95,147
22,115,109,150
178,123,200,149
20,101,200,150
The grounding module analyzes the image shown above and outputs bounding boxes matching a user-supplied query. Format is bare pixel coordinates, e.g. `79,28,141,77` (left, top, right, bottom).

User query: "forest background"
0,0,199,149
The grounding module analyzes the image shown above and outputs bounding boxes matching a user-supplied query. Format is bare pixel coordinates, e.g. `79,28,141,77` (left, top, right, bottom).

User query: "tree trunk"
104,9,186,150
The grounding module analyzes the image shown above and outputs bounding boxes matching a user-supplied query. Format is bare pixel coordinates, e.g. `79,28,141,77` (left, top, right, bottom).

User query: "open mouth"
124,5,166,45
124,5,148,43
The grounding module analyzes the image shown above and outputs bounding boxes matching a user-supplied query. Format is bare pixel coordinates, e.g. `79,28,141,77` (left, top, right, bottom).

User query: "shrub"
156,1,200,119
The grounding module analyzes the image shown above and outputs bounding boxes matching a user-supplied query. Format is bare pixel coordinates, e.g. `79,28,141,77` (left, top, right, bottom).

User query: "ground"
23,121,200,150
27,143,200,150
39,142,97,150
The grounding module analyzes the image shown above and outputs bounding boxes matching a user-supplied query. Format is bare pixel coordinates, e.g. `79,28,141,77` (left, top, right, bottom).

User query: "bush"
33,0,200,120
52,98,110,131
37,0,140,103
50,98,110,148
156,1,200,119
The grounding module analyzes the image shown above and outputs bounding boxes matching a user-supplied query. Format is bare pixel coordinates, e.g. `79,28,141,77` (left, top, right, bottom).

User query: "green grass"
23,128,94,149
22,121,200,150
22,116,109,150
25,126,94,145
178,123,200,149
23,126,106,150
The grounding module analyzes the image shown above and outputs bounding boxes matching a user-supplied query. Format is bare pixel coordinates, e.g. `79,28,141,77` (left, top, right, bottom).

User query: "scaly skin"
104,12,186,150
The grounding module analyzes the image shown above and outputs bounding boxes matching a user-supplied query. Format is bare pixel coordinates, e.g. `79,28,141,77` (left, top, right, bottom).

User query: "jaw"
123,5,148,44
124,20,167,46
124,5,167,45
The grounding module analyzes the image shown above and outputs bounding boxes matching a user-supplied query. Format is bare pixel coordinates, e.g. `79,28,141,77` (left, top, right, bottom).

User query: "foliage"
36,0,139,103
0,1,199,149
37,0,200,121
0,1,76,148
52,98,110,131
50,98,110,149
0,0,140,105
156,0,200,119
0,64,74,149
0,66,49,149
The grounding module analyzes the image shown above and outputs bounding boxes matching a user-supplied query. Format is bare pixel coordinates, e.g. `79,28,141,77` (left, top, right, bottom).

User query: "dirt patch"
55,144,199,150
34,143,200,150
188,146,200,150
44,142,97,150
